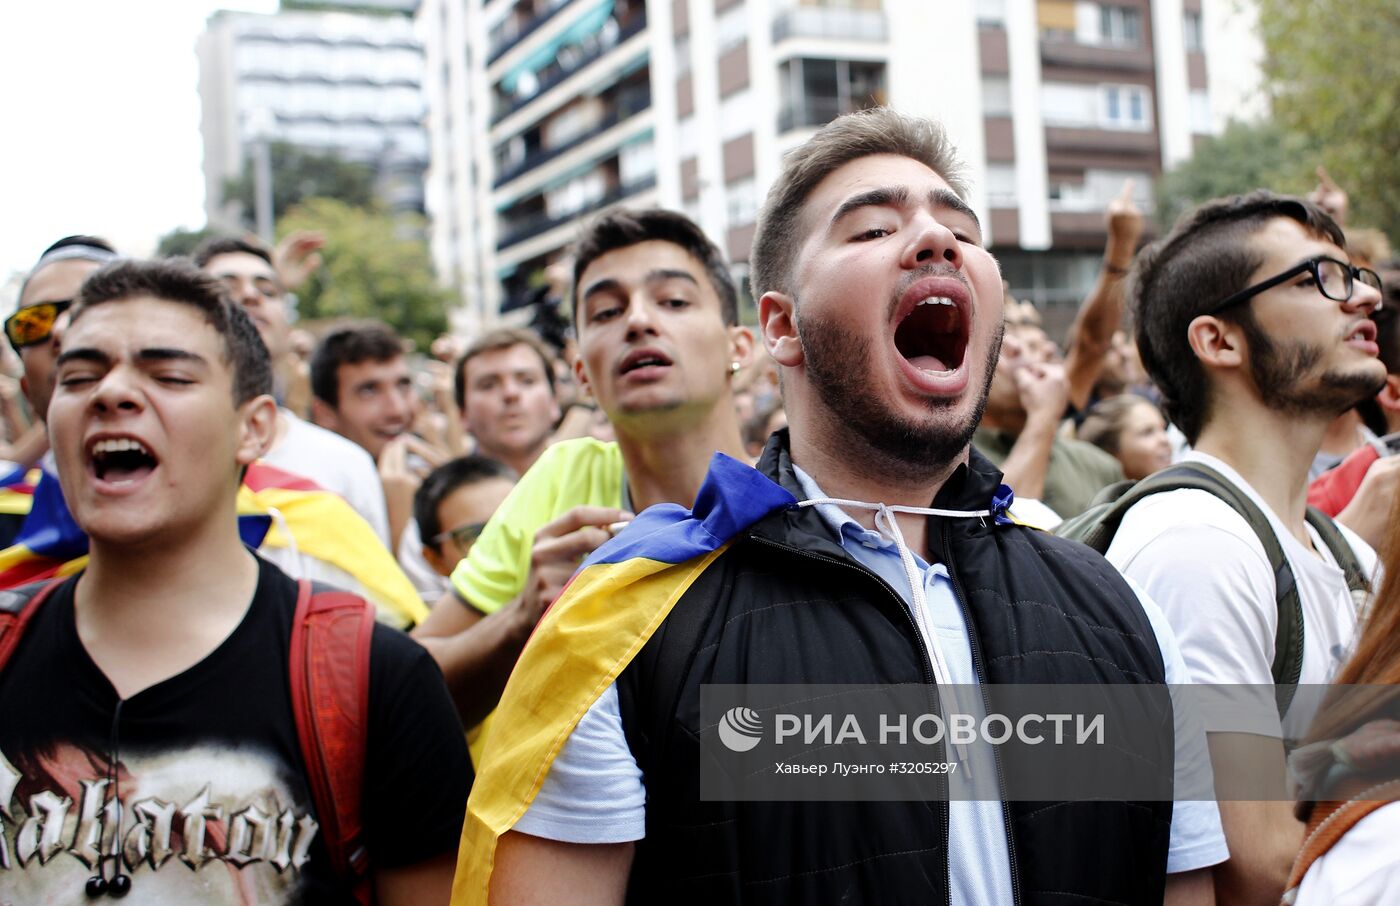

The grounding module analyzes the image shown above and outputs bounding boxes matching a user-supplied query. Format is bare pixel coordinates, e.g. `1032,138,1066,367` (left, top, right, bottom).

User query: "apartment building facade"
420,0,1261,331
198,7,429,231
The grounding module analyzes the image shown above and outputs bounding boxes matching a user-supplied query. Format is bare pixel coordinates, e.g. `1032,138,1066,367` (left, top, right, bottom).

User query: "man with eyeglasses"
1104,191,1384,906
193,236,392,545
6,236,119,422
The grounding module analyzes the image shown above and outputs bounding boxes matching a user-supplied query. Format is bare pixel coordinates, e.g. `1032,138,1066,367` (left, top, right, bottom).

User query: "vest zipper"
939,520,1022,906
748,534,952,906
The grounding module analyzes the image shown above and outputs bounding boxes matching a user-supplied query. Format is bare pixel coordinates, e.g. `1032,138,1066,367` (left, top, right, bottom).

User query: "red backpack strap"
289,579,376,905
0,577,70,670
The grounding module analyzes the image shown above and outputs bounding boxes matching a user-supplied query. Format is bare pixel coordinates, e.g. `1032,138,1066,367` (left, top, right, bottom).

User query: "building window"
726,177,756,227
1048,168,1153,212
1183,11,1204,53
677,115,698,157
1100,84,1151,130
620,136,657,188
715,4,748,52
985,163,1017,208
779,57,886,132
1098,5,1141,46
1189,89,1212,134
976,0,1007,26
674,35,691,75
720,90,755,142
981,76,1012,117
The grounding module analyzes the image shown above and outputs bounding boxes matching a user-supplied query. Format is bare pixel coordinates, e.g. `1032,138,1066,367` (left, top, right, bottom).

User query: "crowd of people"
0,106,1397,905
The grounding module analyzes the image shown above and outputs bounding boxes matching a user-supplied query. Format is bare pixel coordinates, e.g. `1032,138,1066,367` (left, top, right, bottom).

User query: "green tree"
223,143,376,229
1155,119,1319,230
1256,0,1400,240
277,197,450,350
155,226,220,258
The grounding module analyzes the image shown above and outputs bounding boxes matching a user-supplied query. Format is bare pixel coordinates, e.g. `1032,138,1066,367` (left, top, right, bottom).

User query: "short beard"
797,303,1002,478
1241,314,1386,416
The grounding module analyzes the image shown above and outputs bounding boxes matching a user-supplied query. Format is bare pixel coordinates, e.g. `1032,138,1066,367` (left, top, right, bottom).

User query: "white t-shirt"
1105,451,1377,739
262,409,391,545
514,469,1227,892
1294,801,1400,904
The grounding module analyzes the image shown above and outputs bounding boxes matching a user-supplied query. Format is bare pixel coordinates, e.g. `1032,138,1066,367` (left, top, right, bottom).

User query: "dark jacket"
617,432,1173,905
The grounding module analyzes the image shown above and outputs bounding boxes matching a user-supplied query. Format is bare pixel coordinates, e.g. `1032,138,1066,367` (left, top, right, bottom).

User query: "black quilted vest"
616,433,1172,905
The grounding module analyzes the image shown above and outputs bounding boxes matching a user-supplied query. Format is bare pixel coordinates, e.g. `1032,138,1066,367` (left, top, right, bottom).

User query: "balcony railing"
772,7,888,43
778,95,879,133
492,14,647,125
493,86,651,188
488,1,570,65
1038,37,1152,72
496,174,657,250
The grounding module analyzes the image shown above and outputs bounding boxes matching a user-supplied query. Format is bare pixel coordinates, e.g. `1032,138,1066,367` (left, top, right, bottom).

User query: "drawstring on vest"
797,497,996,773
795,497,994,689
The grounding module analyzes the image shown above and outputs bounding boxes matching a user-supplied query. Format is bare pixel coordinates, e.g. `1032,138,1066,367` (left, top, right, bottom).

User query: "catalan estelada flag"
0,461,426,628
0,466,41,517
238,462,428,628
450,453,796,904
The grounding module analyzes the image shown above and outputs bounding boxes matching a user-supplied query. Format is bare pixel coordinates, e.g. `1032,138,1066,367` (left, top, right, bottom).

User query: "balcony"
1039,36,1153,73
772,7,888,43
496,174,657,250
493,86,651,188
1044,125,1157,154
778,95,879,133
492,13,647,125
488,1,571,65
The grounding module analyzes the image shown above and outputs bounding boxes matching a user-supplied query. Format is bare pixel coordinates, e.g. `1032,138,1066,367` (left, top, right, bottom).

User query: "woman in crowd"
1077,394,1172,481
1285,497,1400,903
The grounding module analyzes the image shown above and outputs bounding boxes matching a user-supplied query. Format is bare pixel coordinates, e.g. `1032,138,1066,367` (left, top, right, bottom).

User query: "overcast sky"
0,1,279,290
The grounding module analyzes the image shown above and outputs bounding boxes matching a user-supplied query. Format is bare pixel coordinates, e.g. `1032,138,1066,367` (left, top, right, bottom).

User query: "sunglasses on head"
5,300,72,350
433,521,488,551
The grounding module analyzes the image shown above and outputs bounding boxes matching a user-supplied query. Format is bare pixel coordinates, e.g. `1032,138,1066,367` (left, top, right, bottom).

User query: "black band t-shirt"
0,555,471,903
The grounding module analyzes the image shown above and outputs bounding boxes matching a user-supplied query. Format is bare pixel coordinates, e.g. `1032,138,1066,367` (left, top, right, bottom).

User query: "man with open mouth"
457,108,1225,906
0,258,470,903
1104,191,1386,906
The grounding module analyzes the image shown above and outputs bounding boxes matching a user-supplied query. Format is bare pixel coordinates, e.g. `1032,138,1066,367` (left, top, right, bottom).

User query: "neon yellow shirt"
450,437,624,614
448,438,623,763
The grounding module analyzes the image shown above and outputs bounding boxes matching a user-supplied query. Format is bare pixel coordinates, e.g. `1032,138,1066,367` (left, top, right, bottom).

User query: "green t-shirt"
449,437,624,614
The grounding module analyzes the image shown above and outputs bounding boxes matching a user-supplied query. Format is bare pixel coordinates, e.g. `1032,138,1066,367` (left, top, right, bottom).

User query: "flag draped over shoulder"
451,453,797,905
0,461,425,628
238,462,427,627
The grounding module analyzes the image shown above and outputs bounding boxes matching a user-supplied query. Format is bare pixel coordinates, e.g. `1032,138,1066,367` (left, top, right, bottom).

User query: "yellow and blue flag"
451,453,796,904
0,461,426,627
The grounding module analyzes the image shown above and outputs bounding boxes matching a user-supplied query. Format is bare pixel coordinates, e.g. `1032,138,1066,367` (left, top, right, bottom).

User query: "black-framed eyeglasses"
5,299,73,351
1208,256,1383,316
432,521,488,551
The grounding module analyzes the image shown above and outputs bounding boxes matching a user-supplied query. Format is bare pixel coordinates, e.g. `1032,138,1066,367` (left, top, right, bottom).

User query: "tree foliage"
1155,119,1319,230
277,197,449,351
1256,0,1400,242
223,142,376,229
155,226,220,259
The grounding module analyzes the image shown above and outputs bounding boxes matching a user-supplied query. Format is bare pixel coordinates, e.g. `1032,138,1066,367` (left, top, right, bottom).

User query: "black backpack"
1055,461,1372,718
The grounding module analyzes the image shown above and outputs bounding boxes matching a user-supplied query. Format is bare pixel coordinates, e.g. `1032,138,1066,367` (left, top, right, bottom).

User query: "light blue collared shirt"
792,465,1228,897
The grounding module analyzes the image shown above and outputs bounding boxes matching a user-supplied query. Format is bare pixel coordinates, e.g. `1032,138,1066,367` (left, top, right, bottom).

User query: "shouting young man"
0,260,470,902
457,109,1224,906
